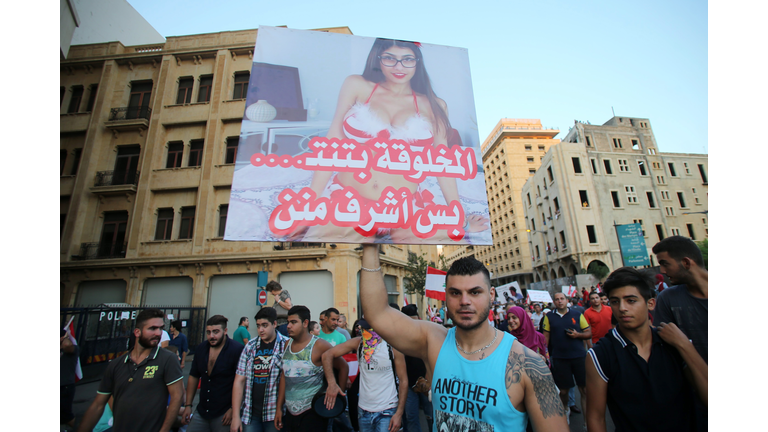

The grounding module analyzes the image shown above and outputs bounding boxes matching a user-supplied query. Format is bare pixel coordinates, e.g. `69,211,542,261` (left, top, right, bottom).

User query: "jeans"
357,407,397,432
187,412,229,432
244,419,278,432
402,389,432,432
568,387,576,407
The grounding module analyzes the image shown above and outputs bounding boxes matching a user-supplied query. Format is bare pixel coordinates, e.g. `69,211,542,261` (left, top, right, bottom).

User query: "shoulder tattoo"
505,347,565,419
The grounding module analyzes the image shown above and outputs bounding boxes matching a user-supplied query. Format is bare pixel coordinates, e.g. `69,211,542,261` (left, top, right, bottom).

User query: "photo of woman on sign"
293,38,490,243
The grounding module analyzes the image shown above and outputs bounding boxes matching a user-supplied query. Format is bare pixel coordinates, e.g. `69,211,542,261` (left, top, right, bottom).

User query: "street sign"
615,223,651,266
257,289,268,306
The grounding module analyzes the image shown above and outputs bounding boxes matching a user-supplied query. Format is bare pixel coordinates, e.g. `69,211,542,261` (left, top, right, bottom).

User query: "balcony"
73,242,127,260
105,106,151,133
90,170,140,195
273,242,326,250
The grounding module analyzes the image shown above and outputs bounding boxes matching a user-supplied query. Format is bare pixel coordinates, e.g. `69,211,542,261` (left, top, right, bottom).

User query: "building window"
128,81,153,119
547,166,554,182
233,72,250,100
71,149,82,175
660,190,670,200
86,84,98,112
586,225,597,244
637,160,647,176
668,162,678,177
179,207,196,239
579,190,590,207
529,169,536,175
538,145,545,151
527,157,534,163
218,204,228,237
611,191,621,208
585,136,592,147
525,145,532,151
652,162,661,169
198,75,213,103
656,175,666,185
553,197,560,212
572,157,582,174
559,231,566,249
632,139,640,149
671,227,680,236
99,211,128,258
589,158,598,174
603,159,613,175
618,159,630,172
648,148,656,155
686,223,696,240
697,164,708,184
665,206,675,216
177,77,194,104
526,193,532,206
655,224,665,241
188,140,204,167
677,191,688,208
684,162,691,175
625,186,638,204
612,138,622,149
225,137,239,164
166,141,184,168
60,150,67,175
68,85,83,113
155,208,174,240
646,191,657,208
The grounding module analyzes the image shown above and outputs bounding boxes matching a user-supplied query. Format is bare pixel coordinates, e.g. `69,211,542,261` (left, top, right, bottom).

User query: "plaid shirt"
236,331,288,424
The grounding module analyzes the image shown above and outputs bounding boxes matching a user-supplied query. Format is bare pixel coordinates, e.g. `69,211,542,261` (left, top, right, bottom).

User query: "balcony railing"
94,170,140,187
74,242,127,260
109,106,152,121
273,242,326,251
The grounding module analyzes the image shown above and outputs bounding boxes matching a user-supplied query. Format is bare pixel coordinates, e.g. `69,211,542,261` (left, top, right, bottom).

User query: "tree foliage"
587,261,610,280
697,238,708,269
404,252,430,296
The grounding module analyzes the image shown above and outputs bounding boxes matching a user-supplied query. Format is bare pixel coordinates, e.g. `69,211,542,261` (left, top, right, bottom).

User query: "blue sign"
616,223,650,266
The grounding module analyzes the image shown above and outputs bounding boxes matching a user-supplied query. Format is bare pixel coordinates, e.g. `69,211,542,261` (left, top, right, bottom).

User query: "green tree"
697,238,708,269
404,252,430,296
587,261,610,280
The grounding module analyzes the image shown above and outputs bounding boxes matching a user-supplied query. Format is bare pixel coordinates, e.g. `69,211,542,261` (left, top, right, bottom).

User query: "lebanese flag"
403,296,409,307
64,317,83,382
426,305,435,319
425,267,447,301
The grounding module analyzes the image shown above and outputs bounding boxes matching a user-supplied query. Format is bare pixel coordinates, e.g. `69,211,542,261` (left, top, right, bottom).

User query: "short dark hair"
239,316,248,325
206,314,228,329
255,307,277,324
599,292,608,298
308,321,318,331
288,305,311,325
446,257,491,289
652,235,704,267
136,309,165,329
602,267,655,301
589,291,600,299
402,304,419,318
171,320,182,332
389,303,400,311
265,280,282,292
325,307,340,316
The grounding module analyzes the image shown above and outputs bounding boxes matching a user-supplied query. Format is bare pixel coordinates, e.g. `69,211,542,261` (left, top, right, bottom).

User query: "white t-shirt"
161,330,170,345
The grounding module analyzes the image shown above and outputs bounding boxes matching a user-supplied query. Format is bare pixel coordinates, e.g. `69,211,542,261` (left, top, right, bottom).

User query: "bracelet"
361,266,381,272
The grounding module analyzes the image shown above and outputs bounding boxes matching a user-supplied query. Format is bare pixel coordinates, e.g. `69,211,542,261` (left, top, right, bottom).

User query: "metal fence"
60,305,207,370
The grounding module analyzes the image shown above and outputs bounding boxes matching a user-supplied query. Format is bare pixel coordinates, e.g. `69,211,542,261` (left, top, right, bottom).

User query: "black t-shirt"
404,355,427,388
97,347,183,432
250,338,276,420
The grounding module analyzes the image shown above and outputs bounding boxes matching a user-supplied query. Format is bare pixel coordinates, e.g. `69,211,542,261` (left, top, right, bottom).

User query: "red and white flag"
425,267,447,301
63,317,83,382
403,296,409,307
426,305,435,319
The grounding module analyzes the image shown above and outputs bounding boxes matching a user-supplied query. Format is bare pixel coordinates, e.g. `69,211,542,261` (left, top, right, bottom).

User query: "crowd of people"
63,236,707,432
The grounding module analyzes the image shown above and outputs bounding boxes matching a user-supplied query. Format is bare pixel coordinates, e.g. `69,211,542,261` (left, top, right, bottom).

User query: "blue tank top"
432,328,527,432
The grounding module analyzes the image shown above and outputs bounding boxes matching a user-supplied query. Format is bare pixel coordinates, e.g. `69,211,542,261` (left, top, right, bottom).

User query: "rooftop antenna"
611,106,615,117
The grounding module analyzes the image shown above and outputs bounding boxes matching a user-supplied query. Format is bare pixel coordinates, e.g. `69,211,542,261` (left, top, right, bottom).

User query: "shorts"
60,384,76,424
551,357,586,390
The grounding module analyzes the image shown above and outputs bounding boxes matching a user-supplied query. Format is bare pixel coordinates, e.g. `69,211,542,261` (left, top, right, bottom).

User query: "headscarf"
655,274,664,284
506,306,548,355
358,319,382,364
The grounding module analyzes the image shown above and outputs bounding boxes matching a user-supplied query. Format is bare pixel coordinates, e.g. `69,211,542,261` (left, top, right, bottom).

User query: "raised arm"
360,244,446,361
508,342,568,432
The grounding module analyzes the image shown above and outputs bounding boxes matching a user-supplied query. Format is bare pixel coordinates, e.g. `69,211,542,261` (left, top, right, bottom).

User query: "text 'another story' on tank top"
342,83,434,149
357,339,399,413
282,335,324,416
431,328,527,432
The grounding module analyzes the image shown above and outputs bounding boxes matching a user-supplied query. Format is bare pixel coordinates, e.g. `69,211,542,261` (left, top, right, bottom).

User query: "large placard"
224,26,491,245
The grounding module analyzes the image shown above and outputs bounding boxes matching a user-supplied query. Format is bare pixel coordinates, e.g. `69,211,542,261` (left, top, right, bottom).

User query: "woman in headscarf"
504,306,549,365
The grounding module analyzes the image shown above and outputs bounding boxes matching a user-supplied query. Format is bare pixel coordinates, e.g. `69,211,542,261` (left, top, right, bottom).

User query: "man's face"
590,293,602,308
206,324,226,347
286,314,308,339
255,318,276,343
553,293,568,310
319,314,326,326
534,304,542,314
325,312,339,331
608,286,655,330
600,294,610,306
242,318,249,329
655,251,691,285
445,273,494,331
135,318,164,349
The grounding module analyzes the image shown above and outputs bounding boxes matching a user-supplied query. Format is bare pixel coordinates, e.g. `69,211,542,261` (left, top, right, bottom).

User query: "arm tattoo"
505,348,565,419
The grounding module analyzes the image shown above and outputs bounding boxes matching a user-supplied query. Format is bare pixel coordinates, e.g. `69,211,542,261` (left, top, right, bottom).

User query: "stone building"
521,117,708,282
59,26,439,334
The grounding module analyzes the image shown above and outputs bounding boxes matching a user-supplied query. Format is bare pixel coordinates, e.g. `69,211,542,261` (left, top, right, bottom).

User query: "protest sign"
495,281,521,304
527,290,553,303
224,26,490,245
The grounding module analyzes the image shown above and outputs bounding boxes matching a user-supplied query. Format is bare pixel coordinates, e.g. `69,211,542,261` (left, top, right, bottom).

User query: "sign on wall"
615,223,651,266
224,26,491,245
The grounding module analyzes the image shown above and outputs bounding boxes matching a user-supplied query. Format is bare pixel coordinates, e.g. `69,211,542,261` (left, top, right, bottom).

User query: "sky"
125,0,708,155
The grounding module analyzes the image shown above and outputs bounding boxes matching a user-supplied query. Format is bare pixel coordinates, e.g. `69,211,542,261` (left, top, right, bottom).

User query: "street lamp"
527,229,553,285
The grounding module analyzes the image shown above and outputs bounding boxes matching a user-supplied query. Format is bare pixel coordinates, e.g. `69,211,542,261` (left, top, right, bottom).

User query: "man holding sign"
359,245,568,432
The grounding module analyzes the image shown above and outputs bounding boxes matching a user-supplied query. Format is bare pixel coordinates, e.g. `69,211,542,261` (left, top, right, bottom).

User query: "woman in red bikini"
297,38,489,243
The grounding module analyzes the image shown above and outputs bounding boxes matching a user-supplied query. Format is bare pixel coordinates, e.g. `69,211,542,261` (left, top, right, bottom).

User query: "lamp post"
527,229,552,287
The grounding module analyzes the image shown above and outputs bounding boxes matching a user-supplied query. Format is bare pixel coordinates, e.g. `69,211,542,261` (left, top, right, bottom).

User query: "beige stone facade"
60,27,439,325
521,117,708,282
469,119,560,288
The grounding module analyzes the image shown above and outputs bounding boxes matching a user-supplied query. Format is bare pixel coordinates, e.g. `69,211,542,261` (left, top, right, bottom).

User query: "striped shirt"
236,331,289,424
